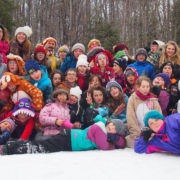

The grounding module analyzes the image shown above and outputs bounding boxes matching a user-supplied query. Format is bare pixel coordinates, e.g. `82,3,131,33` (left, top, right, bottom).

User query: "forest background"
0,0,180,55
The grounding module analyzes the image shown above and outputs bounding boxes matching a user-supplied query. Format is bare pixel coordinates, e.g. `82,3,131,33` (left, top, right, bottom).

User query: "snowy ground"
1,148,180,180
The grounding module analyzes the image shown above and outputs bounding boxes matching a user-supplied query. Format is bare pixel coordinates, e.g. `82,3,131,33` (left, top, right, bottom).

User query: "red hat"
34,46,47,56
113,43,128,53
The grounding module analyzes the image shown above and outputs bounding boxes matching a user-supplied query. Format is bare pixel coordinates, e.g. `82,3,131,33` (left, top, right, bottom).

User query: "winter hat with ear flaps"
109,119,126,135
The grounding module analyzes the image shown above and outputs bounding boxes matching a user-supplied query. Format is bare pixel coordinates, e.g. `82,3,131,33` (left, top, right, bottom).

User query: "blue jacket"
60,53,77,74
128,60,155,80
134,113,180,154
22,65,53,103
0,129,10,145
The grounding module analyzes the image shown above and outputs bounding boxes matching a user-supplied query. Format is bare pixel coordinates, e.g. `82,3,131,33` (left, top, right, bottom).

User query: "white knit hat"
70,86,82,115
76,54,89,68
15,26,32,37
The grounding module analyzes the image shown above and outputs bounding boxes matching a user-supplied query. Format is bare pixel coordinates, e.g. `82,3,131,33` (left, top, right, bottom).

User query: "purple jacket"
39,102,73,136
109,71,125,88
158,90,170,117
134,113,180,154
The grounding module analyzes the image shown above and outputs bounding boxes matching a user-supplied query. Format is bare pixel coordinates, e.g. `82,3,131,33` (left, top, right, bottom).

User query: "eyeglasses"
66,74,77,77
8,61,17,65
36,52,45,55
58,94,67,97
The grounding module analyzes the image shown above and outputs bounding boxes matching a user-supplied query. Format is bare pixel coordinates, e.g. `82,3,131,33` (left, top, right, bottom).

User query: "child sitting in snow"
37,85,81,140
0,115,126,155
123,67,139,97
135,111,180,154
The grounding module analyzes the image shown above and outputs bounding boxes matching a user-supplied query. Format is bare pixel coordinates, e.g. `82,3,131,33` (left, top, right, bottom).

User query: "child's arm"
20,117,34,140
0,129,11,145
96,106,109,117
134,136,149,154
94,115,106,124
61,119,81,129
149,66,155,80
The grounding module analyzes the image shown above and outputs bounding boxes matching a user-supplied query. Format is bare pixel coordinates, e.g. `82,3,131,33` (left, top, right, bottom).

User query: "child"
0,115,126,155
60,43,85,74
126,76,162,148
128,48,155,80
76,54,90,92
80,74,102,111
69,86,83,124
88,39,101,50
24,59,53,103
123,67,139,97
109,57,127,88
134,111,180,154
38,85,81,140
0,118,16,145
90,52,113,87
151,73,170,117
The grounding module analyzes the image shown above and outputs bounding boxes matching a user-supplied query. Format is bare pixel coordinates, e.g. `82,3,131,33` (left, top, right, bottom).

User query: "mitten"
152,85,160,96
107,133,120,144
141,127,152,142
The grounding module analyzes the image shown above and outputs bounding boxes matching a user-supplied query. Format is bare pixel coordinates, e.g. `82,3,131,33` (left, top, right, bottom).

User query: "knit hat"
88,39,101,49
125,68,135,77
70,86,82,115
135,48,148,59
41,37,57,48
51,85,70,101
154,73,171,87
106,81,122,96
57,45,69,54
0,118,17,134
159,61,174,75
109,119,126,135
25,59,41,75
34,46,47,56
97,54,106,60
116,51,126,59
113,43,128,54
143,110,165,127
71,43,85,54
76,54,89,68
113,58,127,71
15,26,32,37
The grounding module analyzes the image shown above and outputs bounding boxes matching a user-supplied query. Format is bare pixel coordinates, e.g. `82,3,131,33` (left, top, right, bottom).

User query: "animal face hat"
6,54,25,76
11,98,35,117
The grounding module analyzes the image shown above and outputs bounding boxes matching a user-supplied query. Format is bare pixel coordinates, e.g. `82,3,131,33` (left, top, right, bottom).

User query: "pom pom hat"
76,54,89,68
15,26,32,37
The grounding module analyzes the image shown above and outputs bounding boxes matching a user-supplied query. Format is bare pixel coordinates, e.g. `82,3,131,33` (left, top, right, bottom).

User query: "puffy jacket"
0,40,9,63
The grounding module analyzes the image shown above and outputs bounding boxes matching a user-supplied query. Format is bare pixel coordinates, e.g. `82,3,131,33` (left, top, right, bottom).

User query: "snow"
1,148,180,180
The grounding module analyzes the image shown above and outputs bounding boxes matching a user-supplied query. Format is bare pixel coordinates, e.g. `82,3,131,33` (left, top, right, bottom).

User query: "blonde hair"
159,41,180,67
136,76,151,88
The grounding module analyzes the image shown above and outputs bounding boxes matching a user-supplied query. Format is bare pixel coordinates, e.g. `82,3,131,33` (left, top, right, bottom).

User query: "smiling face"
137,54,146,62
65,70,78,84
77,65,87,75
148,118,164,133
126,74,135,85
69,95,78,104
53,73,61,87
153,76,165,86
106,122,116,134
93,90,103,105
8,60,18,75
57,93,67,103
166,44,176,58
46,41,56,51
16,32,26,44
73,49,83,59
7,84,17,91
0,121,11,132
137,80,150,95
36,52,45,61
162,65,173,77
17,113,29,123
30,70,41,81
110,87,120,99
58,51,67,59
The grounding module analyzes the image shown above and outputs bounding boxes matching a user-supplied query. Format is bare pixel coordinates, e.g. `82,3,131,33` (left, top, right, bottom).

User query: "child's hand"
86,92,92,105
88,82,95,90
113,103,126,117
73,122,81,129
109,77,115,82
169,109,177,114
89,60,95,67
107,133,120,144
55,119,64,126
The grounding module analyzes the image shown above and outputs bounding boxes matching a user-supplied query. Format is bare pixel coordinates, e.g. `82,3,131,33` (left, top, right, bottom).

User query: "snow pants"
2,129,72,155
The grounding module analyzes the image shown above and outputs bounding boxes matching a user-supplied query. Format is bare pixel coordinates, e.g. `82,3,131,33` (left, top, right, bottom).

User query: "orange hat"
41,37,58,48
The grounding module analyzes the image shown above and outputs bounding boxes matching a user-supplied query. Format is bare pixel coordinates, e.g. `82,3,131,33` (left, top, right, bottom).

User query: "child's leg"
1,129,72,155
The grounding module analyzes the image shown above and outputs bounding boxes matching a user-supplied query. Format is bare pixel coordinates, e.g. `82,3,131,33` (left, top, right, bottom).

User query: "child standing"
126,76,162,148
135,111,180,154
76,54,90,92
128,48,155,80
123,67,139,97
0,115,126,155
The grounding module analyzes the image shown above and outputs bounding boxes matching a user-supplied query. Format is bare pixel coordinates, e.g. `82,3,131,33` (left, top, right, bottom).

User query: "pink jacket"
39,101,73,136
0,40,9,63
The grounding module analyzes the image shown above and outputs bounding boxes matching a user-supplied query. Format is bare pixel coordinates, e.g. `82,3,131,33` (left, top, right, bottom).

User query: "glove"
141,127,152,142
107,133,120,144
152,85,160,96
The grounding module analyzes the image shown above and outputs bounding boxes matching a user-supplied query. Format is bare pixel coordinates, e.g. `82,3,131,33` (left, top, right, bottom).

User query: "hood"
6,54,26,76
151,40,165,52
95,51,112,66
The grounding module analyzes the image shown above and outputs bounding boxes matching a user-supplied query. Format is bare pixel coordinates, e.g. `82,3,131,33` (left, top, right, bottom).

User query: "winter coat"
0,40,9,63
71,115,125,151
127,60,155,80
80,90,90,110
69,103,83,124
77,72,88,92
39,102,73,136
47,55,56,71
60,53,77,74
109,71,125,88
9,39,31,62
127,92,162,141
134,113,180,154
22,65,53,103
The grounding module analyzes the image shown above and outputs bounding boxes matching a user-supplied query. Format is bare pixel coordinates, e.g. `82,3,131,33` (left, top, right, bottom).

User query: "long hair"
88,74,101,85
34,54,48,67
14,36,31,53
1,25,9,43
108,90,126,113
159,41,180,67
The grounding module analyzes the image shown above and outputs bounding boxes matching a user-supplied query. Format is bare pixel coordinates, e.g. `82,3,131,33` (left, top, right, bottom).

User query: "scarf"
136,91,155,101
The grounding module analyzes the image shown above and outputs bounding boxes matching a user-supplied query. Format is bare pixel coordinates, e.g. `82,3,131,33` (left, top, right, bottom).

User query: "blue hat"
143,110,165,127
25,59,41,75
106,81,122,96
113,57,127,71
154,73,171,87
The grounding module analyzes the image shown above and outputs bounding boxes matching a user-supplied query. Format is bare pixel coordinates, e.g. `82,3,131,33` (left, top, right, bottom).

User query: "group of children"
0,24,180,156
